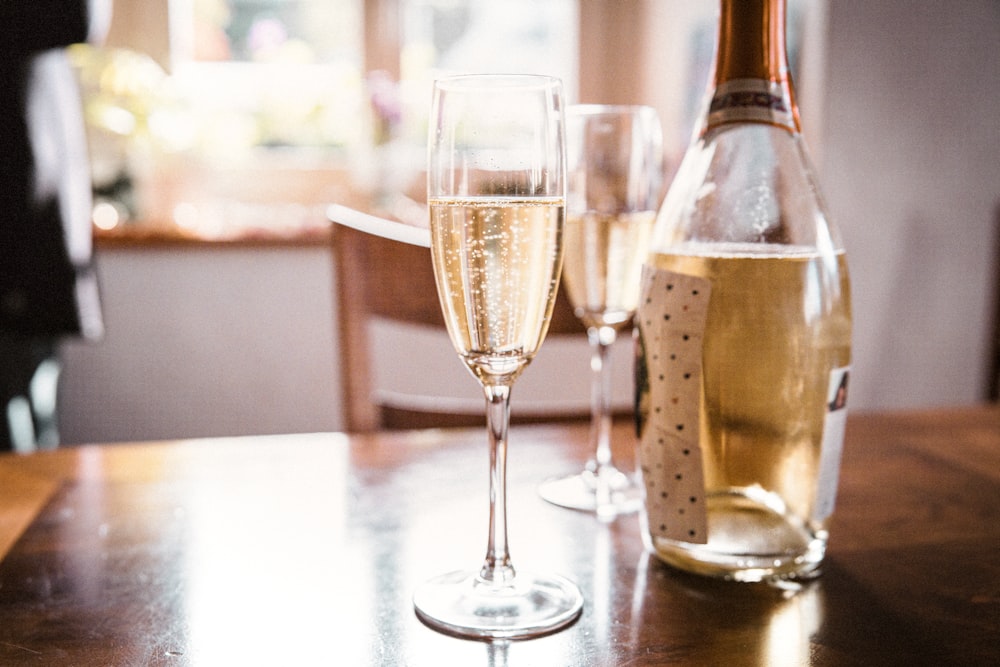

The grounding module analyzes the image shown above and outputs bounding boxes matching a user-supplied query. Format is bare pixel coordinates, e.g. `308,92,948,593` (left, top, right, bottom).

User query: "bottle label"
813,366,851,521
636,265,712,544
707,78,796,132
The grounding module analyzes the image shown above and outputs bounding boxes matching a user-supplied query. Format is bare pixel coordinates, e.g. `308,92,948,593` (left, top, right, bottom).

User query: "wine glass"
412,74,582,639
538,105,663,519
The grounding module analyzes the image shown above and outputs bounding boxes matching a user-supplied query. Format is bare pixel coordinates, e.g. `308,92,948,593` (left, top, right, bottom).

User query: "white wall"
819,0,1000,408
59,246,342,444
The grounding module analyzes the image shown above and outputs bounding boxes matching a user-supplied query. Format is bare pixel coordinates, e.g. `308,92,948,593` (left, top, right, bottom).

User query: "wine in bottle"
636,0,852,581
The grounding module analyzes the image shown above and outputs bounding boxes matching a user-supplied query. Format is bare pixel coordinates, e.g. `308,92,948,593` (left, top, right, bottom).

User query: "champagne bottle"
636,0,852,581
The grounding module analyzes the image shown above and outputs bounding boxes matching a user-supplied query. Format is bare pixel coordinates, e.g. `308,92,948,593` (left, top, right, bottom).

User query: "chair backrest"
333,221,586,432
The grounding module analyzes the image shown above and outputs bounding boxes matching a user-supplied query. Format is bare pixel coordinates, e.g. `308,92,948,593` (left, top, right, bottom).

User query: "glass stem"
479,383,515,588
588,325,617,476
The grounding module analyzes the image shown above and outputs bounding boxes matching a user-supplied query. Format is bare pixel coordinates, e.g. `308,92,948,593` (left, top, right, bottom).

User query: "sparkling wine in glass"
412,74,583,639
538,105,663,519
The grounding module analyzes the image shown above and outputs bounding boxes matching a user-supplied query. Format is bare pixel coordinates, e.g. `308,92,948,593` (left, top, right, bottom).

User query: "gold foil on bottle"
706,0,801,135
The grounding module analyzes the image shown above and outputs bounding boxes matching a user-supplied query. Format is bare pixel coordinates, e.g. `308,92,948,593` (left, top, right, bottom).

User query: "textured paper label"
813,366,850,521
636,266,711,544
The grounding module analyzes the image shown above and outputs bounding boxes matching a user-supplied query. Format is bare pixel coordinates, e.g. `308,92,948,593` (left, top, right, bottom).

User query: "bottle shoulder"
653,123,843,253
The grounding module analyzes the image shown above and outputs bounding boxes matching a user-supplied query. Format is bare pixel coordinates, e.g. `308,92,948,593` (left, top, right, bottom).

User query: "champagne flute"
538,105,663,519
412,74,582,639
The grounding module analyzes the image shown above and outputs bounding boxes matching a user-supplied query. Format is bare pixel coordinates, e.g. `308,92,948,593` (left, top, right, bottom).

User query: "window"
170,0,364,153
83,0,578,235
397,0,577,143
172,0,578,152
185,0,359,64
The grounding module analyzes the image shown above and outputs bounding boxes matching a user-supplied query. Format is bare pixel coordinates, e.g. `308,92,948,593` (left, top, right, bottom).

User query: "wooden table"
0,406,997,665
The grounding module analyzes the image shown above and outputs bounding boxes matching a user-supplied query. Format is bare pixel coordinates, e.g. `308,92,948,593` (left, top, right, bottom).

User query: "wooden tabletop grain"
0,406,997,665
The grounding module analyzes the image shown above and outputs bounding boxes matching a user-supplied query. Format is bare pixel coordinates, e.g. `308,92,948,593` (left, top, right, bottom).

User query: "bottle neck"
704,0,800,134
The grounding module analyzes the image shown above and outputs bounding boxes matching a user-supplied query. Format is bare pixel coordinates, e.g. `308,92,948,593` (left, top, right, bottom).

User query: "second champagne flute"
538,105,663,518
412,74,582,639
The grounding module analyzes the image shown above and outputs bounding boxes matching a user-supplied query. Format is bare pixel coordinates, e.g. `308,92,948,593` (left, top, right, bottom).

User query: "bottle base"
643,488,827,582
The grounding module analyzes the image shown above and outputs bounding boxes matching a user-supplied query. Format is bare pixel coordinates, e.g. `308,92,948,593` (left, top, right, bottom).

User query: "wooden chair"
332,220,587,432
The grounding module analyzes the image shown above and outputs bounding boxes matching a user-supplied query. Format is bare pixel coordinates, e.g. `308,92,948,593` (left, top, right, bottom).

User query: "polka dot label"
637,266,711,544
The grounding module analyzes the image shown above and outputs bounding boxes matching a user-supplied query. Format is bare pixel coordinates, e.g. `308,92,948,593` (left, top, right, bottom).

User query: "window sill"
93,221,332,249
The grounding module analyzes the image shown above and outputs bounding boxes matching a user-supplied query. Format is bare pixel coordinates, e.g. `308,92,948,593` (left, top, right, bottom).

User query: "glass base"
538,466,642,518
642,490,828,582
413,570,583,640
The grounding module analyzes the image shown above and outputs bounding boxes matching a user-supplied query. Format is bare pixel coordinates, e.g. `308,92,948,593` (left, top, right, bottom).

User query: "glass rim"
432,73,564,92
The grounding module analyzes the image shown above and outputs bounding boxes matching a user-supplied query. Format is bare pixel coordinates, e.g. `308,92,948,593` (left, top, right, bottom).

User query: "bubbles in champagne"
430,198,563,385
561,210,656,330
